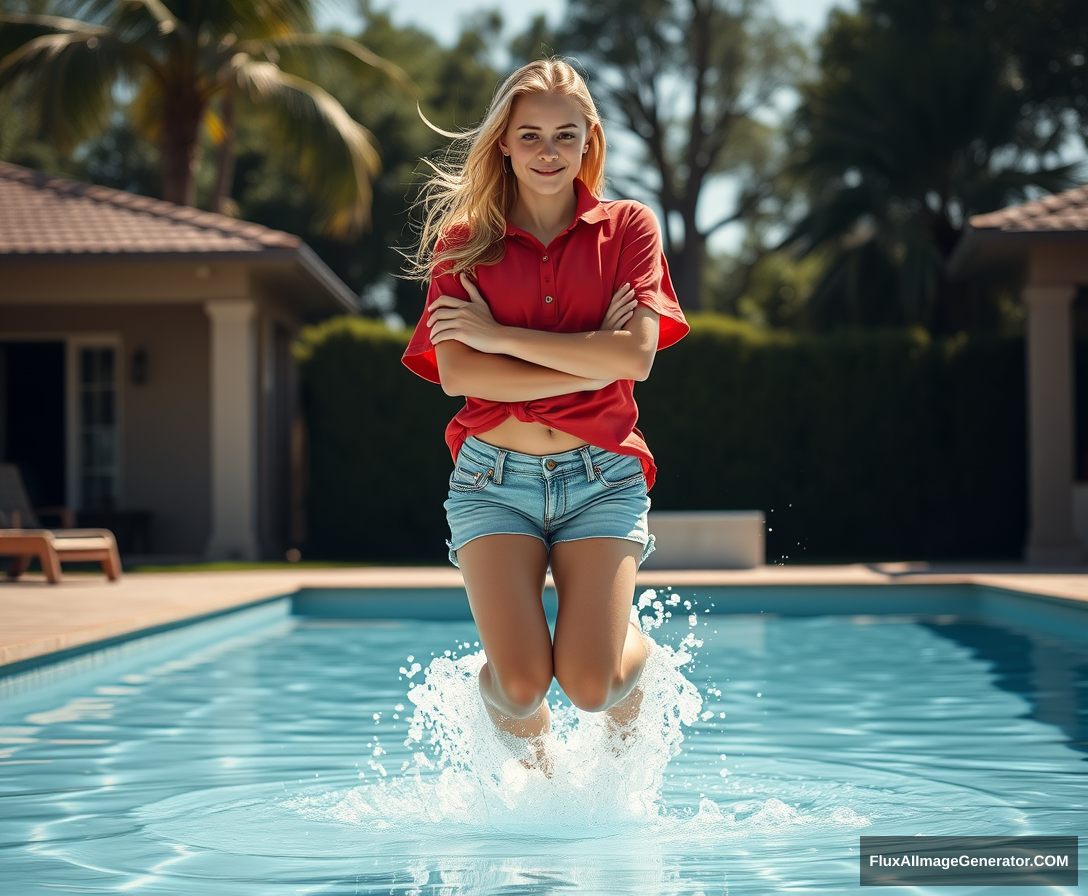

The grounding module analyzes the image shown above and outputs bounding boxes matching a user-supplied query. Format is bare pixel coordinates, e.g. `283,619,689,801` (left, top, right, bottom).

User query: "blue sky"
317,0,849,44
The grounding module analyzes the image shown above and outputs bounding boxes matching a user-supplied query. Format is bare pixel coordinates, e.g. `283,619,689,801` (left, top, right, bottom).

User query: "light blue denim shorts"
444,436,655,567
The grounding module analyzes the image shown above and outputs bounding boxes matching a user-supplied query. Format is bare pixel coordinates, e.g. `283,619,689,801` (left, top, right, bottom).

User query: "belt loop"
579,446,595,482
493,449,507,484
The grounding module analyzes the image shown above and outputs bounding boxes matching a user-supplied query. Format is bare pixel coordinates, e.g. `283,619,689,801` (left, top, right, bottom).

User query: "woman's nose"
539,140,559,159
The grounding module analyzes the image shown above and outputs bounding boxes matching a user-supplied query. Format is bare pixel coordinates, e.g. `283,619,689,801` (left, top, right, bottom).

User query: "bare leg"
456,535,553,742
550,538,647,732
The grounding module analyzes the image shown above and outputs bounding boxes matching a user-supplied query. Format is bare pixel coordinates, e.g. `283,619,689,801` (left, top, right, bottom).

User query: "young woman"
402,60,687,766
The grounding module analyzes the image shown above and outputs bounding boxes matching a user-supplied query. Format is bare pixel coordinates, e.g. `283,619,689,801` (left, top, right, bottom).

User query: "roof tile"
0,161,303,256
968,184,1088,232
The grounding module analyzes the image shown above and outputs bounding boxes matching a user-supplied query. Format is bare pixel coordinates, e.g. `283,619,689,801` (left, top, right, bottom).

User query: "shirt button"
545,459,557,471
545,295,554,304
542,255,548,262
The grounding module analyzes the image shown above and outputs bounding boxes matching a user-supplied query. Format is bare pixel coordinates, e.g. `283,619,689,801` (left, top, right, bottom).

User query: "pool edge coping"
1,566,1084,676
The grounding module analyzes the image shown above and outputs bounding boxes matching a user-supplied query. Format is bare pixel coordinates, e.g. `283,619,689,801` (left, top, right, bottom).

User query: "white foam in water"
284,590,866,842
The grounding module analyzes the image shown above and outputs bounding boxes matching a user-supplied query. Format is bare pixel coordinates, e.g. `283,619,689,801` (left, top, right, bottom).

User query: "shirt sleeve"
615,203,689,350
401,243,471,384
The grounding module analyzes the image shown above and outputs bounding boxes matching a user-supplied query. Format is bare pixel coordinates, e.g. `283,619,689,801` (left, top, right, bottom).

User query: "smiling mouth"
531,167,564,175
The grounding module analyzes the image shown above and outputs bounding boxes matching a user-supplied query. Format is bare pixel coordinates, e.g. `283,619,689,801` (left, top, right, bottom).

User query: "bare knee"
555,667,621,713
481,662,552,718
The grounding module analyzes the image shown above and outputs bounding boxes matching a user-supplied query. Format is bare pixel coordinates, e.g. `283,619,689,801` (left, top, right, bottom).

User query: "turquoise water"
0,587,1085,894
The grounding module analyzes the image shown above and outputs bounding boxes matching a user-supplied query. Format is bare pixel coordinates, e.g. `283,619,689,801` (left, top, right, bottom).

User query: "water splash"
287,591,707,833
284,590,876,844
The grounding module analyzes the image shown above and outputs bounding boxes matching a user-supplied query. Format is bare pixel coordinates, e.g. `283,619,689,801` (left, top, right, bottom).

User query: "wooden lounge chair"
0,464,121,583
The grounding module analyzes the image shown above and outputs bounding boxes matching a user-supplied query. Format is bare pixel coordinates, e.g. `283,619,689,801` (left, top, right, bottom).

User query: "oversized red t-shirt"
402,179,688,491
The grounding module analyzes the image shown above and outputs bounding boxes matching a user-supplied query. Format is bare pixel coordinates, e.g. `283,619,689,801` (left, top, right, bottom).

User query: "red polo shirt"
402,179,688,491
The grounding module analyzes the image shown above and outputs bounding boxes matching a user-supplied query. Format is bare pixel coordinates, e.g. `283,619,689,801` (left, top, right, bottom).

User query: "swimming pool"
1,584,1084,894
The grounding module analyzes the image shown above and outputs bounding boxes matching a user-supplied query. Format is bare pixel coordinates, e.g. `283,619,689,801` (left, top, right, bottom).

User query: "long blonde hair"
405,59,606,282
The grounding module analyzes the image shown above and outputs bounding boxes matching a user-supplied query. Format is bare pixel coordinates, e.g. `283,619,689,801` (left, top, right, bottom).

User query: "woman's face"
499,91,592,199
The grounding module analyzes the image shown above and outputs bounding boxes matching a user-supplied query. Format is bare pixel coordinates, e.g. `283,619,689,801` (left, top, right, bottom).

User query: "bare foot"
606,686,644,747
520,734,554,777
483,693,554,776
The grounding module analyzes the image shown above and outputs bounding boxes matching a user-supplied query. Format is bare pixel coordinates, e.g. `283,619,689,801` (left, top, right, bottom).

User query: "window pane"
77,346,118,510
98,349,114,382
95,429,115,467
100,390,115,426
81,391,96,426
82,431,97,467
80,349,95,384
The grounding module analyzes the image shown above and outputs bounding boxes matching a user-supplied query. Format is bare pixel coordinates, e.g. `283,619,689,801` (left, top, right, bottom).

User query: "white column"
1022,284,1084,564
204,299,259,560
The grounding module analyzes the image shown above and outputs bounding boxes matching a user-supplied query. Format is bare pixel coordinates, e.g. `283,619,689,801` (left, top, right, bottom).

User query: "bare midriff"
475,417,589,456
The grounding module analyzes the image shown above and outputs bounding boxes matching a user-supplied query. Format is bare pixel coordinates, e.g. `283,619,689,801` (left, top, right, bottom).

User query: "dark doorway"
0,342,67,508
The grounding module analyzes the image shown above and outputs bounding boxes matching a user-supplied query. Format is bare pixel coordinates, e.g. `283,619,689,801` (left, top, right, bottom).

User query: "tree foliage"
0,0,407,234
517,0,806,310
785,0,1084,332
231,10,501,317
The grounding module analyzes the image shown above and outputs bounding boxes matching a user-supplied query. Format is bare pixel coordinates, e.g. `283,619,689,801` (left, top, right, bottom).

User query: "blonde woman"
403,60,688,767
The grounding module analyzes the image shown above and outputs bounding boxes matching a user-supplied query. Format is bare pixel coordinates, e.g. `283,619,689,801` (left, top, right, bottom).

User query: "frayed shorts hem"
446,532,656,569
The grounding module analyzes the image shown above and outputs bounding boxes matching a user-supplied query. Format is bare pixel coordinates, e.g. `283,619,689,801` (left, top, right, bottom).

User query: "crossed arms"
430,273,660,402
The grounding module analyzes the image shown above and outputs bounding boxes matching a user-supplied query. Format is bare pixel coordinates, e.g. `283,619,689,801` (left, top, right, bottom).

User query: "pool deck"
1,564,1085,670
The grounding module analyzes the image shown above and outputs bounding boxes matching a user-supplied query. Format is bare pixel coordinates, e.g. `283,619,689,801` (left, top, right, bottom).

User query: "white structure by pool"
949,184,1088,564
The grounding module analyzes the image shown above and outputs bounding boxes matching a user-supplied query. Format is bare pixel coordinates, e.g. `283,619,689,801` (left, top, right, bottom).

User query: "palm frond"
232,55,380,235
239,32,416,96
0,13,107,64
0,29,122,150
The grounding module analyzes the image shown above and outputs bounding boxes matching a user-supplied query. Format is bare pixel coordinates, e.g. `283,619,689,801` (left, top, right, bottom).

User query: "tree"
517,0,806,310
983,0,1088,147
784,0,1084,331
0,0,409,234
230,10,501,317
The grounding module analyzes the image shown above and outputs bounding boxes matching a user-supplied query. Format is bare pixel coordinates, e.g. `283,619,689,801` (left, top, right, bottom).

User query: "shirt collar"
505,178,609,238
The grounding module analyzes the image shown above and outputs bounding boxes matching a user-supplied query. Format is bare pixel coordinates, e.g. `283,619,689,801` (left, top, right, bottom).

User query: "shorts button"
545,459,557,471
544,295,554,304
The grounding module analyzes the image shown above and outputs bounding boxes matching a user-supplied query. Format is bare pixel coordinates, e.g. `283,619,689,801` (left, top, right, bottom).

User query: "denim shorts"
444,436,656,568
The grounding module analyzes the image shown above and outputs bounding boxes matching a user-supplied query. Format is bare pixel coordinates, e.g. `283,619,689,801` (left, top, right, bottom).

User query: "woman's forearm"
493,307,659,382
435,341,611,401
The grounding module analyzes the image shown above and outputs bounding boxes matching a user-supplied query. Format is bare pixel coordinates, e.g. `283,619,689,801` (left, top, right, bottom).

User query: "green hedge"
296,315,1028,563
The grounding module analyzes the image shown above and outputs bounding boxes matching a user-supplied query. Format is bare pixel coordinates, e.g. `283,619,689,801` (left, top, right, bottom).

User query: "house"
0,162,358,561
948,183,1088,563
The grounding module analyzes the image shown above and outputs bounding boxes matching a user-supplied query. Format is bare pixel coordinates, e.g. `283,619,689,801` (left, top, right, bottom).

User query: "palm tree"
0,0,410,234
785,1,1082,331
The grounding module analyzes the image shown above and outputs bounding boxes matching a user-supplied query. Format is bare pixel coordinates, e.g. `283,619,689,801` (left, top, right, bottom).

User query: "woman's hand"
601,283,638,331
428,274,505,353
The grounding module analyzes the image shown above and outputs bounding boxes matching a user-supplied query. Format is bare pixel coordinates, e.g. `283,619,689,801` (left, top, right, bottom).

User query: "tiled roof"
0,161,301,256
968,184,1088,232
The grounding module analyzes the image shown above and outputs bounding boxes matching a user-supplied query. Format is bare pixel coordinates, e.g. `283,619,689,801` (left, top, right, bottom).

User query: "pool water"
1,588,1085,894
